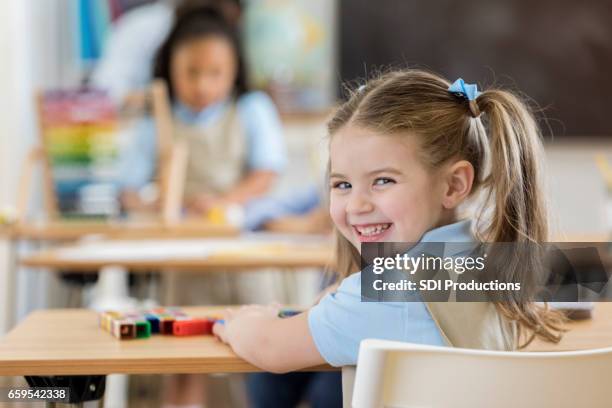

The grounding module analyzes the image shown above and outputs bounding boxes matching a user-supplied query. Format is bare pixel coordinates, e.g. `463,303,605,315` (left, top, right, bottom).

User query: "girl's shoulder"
336,272,362,295
235,91,279,119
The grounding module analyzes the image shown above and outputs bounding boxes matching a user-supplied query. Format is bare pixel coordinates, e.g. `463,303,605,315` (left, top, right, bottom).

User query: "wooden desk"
2,222,606,242
1,220,238,241
1,303,611,377
527,302,612,351
0,304,609,407
20,235,334,272
0,307,331,376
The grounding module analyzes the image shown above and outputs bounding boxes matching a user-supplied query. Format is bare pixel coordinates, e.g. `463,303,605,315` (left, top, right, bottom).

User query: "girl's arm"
186,170,276,214
221,169,277,203
118,119,158,212
212,304,326,373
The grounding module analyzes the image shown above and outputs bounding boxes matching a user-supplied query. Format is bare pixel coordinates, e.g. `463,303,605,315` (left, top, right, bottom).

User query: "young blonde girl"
213,69,564,372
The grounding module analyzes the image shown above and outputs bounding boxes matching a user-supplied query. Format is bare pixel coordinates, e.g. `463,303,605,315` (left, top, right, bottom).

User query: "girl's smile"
352,222,393,242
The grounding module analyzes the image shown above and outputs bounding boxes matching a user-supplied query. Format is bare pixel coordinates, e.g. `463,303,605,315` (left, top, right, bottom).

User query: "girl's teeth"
357,224,390,236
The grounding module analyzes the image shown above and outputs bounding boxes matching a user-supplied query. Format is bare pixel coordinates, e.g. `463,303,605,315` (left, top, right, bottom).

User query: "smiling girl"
213,69,564,373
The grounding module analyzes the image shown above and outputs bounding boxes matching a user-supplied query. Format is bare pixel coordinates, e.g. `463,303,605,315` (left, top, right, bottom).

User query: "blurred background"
0,0,611,406
2,0,612,350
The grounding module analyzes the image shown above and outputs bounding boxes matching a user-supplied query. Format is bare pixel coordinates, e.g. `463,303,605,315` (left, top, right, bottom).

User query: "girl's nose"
197,81,210,97
346,193,374,214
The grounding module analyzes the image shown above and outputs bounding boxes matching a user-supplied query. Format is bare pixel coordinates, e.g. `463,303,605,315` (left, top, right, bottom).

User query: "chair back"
352,339,612,408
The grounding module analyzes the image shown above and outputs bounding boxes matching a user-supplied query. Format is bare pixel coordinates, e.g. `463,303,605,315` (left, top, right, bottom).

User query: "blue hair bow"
448,78,481,101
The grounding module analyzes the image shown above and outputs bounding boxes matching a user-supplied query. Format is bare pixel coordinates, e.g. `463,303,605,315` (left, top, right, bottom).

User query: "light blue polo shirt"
307,219,475,366
117,91,286,190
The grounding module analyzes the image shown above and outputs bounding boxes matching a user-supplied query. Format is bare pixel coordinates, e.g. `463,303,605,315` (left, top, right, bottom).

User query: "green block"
135,321,151,339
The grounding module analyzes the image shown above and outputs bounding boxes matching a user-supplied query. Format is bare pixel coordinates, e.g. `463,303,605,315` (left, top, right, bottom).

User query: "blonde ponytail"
477,90,566,346
476,90,547,243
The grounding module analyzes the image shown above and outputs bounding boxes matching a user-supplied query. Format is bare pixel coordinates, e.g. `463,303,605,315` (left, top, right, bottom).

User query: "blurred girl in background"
118,2,286,215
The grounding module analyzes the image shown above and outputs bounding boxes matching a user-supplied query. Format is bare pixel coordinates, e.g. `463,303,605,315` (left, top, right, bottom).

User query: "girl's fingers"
238,304,265,313
212,321,227,342
224,308,236,320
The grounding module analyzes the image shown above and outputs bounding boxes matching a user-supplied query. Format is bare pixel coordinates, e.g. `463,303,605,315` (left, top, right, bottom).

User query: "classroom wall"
0,0,33,334
545,140,610,237
30,0,83,88
16,0,80,326
0,0,72,333
339,0,612,137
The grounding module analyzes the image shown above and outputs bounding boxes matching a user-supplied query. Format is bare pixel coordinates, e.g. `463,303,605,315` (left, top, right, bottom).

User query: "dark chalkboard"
340,0,612,136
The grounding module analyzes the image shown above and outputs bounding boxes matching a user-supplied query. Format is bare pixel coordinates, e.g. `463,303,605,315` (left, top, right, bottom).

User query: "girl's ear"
441,160,474,209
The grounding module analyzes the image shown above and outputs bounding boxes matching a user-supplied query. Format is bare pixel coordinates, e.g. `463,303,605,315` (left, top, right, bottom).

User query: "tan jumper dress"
167,103,249,305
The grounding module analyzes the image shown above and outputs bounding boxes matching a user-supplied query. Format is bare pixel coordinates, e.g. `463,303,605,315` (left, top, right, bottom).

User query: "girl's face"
171,36,237,112
329,125,450,250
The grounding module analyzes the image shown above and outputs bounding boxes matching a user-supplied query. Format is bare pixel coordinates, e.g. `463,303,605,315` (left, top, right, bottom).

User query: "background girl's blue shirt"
307,219,474,366
242,184,321,230
117,91,287,190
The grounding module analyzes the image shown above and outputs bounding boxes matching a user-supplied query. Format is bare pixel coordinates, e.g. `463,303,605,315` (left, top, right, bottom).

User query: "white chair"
352,339,612,408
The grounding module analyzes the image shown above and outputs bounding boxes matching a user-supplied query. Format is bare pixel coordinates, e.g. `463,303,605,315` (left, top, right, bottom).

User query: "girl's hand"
185,193,224,215
213,303,281,345
212,303,325,373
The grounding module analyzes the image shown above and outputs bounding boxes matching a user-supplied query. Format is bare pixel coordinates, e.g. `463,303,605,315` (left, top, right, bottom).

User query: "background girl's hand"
120,190,160,213
185,193,224,215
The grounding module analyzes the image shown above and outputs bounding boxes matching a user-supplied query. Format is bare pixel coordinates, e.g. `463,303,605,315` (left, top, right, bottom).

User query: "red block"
173,318,215,336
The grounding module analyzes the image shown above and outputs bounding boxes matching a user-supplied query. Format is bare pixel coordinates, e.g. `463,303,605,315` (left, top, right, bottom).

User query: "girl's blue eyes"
374,177,394,186
331,178,395,190
333,181,351,190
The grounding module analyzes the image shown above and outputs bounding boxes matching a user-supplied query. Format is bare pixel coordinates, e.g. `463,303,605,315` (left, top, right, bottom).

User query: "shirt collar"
417,219,476,257
420,219,474,243
173,99,229,125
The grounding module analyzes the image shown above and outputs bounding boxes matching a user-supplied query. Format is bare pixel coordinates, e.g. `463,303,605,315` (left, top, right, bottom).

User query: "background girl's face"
171,36,237,112
329,125,447,250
